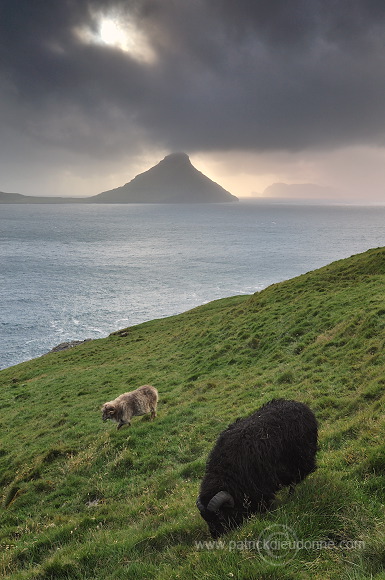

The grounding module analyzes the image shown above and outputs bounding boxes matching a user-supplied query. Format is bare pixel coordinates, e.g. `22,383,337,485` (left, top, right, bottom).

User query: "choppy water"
1,201,384,369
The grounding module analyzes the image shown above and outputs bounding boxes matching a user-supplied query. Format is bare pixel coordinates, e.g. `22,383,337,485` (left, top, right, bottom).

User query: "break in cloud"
1,0,385,199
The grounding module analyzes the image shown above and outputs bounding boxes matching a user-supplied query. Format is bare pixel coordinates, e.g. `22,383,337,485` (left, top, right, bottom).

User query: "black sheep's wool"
197,399,318,538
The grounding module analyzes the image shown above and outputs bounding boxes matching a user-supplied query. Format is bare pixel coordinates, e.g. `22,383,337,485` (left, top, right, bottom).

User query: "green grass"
1,247,385,579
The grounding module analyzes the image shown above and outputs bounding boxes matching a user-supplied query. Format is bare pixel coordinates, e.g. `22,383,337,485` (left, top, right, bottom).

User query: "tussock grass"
1,248,385,579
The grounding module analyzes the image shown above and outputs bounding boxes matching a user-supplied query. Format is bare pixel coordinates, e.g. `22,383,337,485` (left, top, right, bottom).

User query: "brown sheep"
102,385,158,429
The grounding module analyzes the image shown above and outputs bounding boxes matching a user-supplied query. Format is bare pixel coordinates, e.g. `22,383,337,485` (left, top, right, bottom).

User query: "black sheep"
196,398,318,538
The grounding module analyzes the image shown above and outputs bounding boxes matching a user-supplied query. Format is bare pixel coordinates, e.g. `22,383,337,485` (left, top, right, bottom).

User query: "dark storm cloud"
1,0,385,160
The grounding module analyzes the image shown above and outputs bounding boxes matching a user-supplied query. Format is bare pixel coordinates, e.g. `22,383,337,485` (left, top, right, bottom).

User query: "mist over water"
1,201,385,369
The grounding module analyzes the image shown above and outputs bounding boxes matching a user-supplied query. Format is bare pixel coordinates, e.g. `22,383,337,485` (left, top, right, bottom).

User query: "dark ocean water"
1,201,384,369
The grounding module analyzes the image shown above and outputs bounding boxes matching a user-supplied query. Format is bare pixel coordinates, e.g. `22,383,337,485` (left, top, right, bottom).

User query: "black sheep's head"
196,491,238,538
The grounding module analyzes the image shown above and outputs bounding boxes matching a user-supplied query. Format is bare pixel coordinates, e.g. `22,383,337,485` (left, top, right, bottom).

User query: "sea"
1,201,385,370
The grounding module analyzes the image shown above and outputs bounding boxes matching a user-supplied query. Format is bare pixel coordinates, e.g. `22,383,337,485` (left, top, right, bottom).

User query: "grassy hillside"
1,247,385,579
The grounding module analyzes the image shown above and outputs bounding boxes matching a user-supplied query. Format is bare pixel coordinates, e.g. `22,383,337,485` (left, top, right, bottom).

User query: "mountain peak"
162,152,190,163
91,153,238,203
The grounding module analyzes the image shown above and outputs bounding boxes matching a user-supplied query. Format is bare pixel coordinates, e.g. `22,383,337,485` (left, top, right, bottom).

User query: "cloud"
0,0,385,196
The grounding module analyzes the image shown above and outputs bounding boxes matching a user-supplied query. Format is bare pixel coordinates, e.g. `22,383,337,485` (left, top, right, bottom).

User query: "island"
0,153,238,204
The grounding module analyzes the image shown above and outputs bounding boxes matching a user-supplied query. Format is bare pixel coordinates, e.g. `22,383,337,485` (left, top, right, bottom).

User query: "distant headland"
0,153,238,204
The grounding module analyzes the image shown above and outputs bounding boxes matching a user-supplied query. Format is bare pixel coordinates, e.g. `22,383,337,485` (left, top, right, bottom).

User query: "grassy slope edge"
1,247,385,579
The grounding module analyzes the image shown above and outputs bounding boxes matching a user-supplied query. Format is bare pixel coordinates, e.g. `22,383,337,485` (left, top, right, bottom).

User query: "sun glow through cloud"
99,18,127,49
76,13,155,63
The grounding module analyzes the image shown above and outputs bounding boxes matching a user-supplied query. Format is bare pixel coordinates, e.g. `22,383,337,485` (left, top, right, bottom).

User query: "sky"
1,0,385,202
